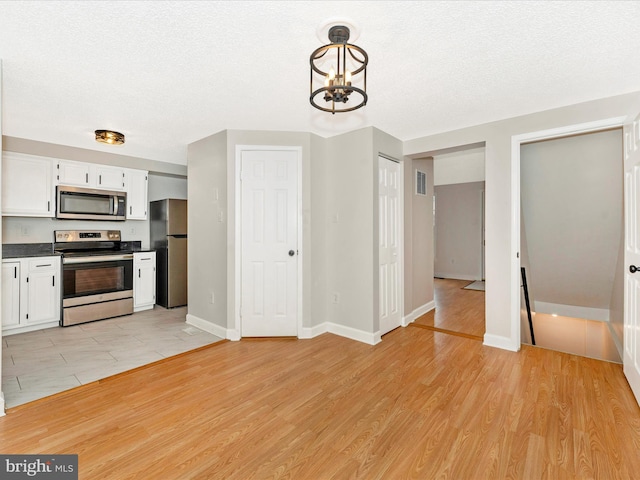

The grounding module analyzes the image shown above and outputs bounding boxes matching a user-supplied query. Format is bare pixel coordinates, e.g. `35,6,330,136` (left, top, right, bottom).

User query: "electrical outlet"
332,292,340,304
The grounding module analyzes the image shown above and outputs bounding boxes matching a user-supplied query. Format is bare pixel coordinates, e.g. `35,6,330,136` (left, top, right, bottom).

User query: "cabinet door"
26,258,60,325
2,262,21,329
57,160,91,186
2,152,55,217
126,169,149,220
134,252,156,310
96,165,126,191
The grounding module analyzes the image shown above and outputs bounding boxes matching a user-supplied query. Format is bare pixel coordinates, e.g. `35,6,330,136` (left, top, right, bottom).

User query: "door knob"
630,265,639,273
288,250,295,257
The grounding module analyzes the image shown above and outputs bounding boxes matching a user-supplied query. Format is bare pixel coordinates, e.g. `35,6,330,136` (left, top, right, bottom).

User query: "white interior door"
241,149,298,337
379,156,402,335
624,113,640,406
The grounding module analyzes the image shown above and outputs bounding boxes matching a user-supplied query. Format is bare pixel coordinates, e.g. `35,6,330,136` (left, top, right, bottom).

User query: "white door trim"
234,145,303,338
508,116,627,351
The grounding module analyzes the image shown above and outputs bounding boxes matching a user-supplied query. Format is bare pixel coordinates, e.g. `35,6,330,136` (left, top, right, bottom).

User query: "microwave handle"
112,195,118,215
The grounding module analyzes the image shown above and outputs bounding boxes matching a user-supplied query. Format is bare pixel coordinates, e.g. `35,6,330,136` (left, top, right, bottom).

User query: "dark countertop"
2,243,58,259
3,241,150,259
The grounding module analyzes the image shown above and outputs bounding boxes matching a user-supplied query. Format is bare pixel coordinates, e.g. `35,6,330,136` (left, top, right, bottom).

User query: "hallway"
413,278,485,340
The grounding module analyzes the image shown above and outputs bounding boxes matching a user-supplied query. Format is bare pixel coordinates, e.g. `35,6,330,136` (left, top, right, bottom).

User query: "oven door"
61,254,134,326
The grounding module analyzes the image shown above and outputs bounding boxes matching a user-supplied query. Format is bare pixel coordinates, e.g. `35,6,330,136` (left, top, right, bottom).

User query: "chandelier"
309,25,368,114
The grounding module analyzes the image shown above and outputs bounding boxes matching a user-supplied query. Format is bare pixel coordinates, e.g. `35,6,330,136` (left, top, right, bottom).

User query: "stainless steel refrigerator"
150,199,187,308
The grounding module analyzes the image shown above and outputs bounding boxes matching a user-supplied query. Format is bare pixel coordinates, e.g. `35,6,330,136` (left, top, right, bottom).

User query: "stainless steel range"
55,230,134,326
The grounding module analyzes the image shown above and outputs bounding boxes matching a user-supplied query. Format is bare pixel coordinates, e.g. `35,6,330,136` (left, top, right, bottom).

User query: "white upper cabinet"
2,153,149,219
96,165,126,190
57,160,126,191
56,160,91,187
2,152,55,217
125,169,149,220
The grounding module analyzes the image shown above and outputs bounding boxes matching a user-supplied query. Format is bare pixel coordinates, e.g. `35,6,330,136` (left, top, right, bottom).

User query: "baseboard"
327,322,381,345
402,300,435,326
434,273,481,282
186,314,229,339
607,322,624,361
534,301,609,322
483,333,520,352
299,323,328,339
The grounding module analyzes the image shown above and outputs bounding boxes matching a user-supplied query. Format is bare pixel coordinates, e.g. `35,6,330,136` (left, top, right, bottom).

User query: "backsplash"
2,217,150,248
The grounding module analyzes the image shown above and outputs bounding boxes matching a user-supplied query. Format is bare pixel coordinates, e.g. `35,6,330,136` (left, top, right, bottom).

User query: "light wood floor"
2,308,640,477
414,278,485,339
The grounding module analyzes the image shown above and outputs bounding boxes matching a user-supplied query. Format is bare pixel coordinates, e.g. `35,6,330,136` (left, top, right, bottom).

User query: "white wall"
404,90,640,351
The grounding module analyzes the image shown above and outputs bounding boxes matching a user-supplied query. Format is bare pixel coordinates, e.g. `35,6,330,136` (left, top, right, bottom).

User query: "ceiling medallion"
95,130,125,145
309,24,368,114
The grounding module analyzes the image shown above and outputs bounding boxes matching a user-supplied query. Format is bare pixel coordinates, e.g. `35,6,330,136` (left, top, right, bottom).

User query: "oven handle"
63,254,134,264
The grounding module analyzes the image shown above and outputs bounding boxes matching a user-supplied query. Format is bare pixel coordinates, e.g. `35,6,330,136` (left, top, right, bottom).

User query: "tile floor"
2,306,224,408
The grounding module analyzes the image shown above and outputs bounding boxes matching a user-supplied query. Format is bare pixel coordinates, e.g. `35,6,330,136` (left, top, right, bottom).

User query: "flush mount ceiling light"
95,130,125,145
310,24,368,114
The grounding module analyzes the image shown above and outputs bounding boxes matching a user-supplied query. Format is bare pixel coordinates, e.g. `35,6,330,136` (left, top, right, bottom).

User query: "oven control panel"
55,230,121,242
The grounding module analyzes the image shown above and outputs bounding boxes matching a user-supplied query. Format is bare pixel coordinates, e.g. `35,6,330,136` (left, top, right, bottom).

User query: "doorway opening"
510,116,627,356
519,129,623,362
431,144,486,338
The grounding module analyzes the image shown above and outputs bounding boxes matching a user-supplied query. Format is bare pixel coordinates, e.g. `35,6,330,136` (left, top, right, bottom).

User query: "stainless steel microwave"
56,186,127,221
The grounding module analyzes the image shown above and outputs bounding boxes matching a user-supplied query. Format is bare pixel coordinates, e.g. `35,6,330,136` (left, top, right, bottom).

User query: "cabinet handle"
130,206,132,215
138,268,141,278
85,173,89,183
14,266,17,279
48,200,51,212
36,264,52,268
99,174,102,184
52,276,55,287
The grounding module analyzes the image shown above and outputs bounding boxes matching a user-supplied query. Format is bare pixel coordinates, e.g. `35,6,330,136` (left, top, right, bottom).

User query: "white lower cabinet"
2,262,21,329
2,256,61,335
134,252,156,312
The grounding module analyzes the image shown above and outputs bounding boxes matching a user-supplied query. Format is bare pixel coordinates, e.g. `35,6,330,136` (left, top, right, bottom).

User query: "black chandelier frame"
309,25,368,114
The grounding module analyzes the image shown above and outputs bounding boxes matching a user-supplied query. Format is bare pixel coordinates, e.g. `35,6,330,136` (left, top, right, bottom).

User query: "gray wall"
520,129,623,316
404,157,434,315
186,126,404,341
404,90,640,350
434,181,485,281
186,130,228,332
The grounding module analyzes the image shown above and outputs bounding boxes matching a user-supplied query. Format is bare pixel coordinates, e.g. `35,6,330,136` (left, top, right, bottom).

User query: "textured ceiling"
1,1,639,165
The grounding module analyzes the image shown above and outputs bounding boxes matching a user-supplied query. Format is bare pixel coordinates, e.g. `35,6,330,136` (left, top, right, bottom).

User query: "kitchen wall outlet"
20,225,30,236
218,210,224,223
332,292,340,304
130,227,136,235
